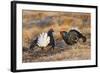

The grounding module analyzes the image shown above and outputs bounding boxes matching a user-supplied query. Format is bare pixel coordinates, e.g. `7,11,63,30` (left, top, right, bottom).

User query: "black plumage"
60,29,86,45
29,37,38,50
29,29,55,50
47,29,55,49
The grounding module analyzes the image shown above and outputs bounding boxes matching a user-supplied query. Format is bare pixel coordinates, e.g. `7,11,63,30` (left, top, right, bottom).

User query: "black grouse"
60,29,86,45
29,29,55,50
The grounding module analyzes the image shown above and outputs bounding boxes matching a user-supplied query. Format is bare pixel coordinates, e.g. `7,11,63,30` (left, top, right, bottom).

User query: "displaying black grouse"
29,29,55,50
60,29,86,45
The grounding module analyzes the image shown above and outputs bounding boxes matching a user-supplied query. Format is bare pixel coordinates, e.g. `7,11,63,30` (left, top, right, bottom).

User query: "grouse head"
60,31,67,37
49,28,54,32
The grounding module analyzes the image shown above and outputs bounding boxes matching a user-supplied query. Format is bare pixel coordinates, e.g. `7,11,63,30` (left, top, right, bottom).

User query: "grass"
22,41,90,62
22,10,91,63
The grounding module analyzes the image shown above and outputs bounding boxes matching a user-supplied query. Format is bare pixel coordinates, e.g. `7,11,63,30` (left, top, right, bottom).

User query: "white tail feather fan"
37,32,50,47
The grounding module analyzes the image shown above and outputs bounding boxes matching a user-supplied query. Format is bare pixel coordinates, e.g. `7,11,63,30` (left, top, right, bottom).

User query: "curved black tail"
69,29,86,42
